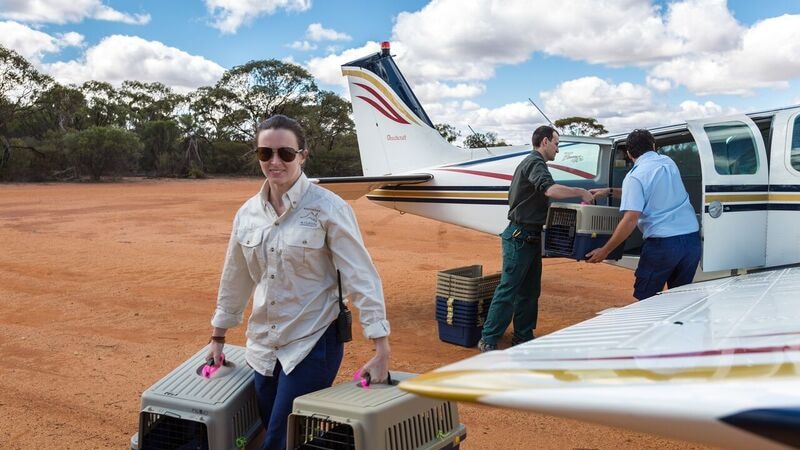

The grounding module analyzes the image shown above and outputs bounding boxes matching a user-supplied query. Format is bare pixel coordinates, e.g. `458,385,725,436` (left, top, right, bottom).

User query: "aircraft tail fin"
341,42,471,176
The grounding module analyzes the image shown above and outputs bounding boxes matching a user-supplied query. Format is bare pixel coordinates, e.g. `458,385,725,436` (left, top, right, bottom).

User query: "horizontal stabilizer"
311,173,432,200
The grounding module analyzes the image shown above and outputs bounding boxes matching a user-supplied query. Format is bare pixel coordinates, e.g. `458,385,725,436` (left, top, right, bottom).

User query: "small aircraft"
316,42,800,450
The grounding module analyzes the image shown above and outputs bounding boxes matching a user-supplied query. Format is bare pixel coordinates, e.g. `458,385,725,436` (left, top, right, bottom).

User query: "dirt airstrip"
0,178,719,450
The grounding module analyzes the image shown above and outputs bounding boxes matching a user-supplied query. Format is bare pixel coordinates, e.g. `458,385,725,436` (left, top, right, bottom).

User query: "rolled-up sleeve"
211,217,256,329
327,203,390,339
528,160,555,192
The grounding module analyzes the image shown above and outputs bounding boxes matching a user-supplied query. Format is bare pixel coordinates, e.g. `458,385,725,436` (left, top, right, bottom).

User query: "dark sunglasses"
255,146,304,162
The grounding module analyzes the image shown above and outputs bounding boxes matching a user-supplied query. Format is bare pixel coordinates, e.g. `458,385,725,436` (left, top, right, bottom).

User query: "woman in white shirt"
205,114,391,450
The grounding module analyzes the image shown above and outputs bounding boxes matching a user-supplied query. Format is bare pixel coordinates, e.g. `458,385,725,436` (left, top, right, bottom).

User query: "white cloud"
538,76,736,134
646,76,672,92
413,81,485,102
650,14,800,95
0,0,149,24
204,0,310,34
461,100,480,110
288,40,317,51
541,76,653,119
305,41,381,87
43,35,226,92
0,21,84,62
306,23,351,42
304,1,795,144
388,0,743,84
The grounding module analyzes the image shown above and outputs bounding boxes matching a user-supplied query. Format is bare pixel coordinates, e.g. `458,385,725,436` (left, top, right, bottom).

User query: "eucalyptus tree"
435,123,461,144
29,84,87,134
554,116,608,137
119,80,183,128
0,45,53,171
304,90,354,153
464,131,507,148
214,59,318,141
79,81,127,128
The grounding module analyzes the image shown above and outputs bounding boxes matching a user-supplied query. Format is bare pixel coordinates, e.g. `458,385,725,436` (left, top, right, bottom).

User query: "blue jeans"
481,223,542,345
634,231,701,300
253,323,343,450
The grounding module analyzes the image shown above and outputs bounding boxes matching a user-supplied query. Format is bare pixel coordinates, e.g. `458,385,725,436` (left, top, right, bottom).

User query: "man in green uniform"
479,125,595,352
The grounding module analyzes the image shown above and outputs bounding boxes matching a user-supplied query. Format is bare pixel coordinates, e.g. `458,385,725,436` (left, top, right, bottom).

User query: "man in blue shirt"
586,129,700,300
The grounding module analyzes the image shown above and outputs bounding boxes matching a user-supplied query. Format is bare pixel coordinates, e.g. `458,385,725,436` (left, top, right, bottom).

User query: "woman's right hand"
206,341,225,366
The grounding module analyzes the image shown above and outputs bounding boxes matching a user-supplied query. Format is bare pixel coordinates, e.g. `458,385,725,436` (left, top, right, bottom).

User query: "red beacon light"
381,41,390,56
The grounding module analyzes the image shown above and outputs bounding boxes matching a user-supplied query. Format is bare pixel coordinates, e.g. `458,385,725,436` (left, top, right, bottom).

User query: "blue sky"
2,0,800,144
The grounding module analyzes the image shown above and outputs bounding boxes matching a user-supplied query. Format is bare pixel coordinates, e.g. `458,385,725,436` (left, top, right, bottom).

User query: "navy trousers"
634,231,701,300
253,323,343,450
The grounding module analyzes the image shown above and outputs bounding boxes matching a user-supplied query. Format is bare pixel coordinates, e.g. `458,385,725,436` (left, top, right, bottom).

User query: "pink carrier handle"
353,369,394,389
202,353,225,378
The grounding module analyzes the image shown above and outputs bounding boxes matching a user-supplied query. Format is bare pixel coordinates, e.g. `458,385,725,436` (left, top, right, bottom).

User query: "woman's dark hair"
626,129,655,158
256,114,306,150
531,125,558,147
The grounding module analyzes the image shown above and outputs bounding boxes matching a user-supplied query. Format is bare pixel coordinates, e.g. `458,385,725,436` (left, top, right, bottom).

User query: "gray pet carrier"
130,344,263,450
287,372,466,450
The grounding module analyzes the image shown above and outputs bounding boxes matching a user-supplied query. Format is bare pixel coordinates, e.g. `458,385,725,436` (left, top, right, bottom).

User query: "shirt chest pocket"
284,228,327,269
236,227,266,278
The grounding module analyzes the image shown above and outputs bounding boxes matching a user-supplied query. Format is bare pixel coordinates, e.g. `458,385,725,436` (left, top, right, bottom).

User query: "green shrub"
63,126,142,181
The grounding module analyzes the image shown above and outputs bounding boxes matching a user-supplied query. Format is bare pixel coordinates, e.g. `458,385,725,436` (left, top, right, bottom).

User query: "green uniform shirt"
507,150,555,227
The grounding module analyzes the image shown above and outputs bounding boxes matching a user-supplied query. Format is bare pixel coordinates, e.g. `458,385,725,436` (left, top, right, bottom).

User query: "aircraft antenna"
528,97,556,128
467,125,494,156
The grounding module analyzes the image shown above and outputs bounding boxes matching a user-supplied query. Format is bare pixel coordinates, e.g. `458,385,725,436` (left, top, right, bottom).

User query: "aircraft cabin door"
687,115,768,271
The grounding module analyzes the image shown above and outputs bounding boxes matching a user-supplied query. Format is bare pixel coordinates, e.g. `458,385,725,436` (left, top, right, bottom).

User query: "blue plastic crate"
437,321,482,347
435,311,486,327
435,296,491,312
544,229,624,261
435,296,491,327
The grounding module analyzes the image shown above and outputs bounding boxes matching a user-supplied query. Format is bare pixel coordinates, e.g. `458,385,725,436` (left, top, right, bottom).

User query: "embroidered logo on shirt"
298,208,320,228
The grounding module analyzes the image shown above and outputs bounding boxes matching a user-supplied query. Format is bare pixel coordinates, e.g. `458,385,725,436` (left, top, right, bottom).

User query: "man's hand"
586,247,610,263
580,189,594,204
589,188,610,201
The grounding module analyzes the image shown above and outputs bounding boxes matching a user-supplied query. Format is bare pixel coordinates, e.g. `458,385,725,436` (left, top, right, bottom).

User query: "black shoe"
511,335,535,346
478,339,498,352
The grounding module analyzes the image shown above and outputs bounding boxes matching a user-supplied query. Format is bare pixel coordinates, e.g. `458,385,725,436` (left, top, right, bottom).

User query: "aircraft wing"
311,174,432,200
400,267,800,450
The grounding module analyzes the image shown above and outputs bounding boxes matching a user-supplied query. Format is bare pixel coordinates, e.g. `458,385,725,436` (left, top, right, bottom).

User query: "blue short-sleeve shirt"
619,151,699,239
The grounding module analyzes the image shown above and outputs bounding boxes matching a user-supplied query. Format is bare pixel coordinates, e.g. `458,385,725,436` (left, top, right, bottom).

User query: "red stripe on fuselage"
439,164,594,181
546,164,594,180
438,168,513,181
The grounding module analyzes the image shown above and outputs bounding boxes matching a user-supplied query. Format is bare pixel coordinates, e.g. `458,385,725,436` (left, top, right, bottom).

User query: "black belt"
511,222,542,234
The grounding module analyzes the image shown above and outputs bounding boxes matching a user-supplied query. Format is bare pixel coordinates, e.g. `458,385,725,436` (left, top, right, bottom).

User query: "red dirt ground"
0,178,719,450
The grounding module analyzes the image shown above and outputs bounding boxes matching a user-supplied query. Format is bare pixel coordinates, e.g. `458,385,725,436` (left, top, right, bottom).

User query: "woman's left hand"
358,336,390,384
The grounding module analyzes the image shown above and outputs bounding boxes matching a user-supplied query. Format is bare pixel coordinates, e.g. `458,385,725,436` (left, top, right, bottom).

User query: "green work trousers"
481,222,542,346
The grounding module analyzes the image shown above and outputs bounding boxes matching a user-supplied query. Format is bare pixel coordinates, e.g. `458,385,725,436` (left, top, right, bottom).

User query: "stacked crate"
435,265,501,347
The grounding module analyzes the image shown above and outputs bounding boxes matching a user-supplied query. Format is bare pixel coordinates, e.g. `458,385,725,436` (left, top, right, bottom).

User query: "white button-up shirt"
211,174,390,375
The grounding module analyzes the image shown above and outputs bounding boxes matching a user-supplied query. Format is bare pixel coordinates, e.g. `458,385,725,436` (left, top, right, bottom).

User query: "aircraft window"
791,115,800,171
703,121,759,175
551,142,599,181
658,141,702,214
658,142,700,177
